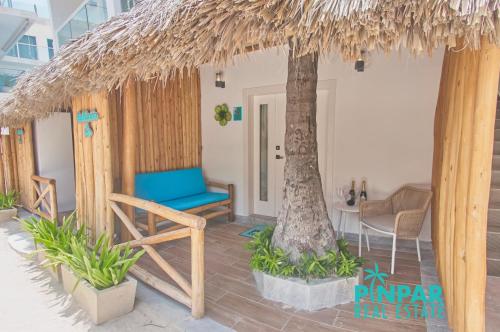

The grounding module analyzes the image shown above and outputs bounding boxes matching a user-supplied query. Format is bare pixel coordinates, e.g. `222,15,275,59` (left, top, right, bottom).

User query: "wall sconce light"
215,71,225,88
354,50,365,72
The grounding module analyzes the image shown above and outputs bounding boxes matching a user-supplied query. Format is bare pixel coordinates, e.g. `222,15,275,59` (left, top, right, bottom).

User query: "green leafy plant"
214,103,232,126
59,233,145,290
21,212,86,265
246,226,363,280
0,190,18,210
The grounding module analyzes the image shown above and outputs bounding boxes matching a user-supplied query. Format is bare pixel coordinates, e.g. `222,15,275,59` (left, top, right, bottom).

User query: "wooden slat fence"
31,175,58,220
0,123,35,208
109,193,206,318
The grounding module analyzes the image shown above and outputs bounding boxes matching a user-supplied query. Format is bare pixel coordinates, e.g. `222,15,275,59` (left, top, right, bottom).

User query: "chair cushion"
135,167,207,202
159,192,229,211
362,214,396,233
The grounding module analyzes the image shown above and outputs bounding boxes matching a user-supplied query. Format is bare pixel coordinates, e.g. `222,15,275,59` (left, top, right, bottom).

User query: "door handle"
275,155,284,160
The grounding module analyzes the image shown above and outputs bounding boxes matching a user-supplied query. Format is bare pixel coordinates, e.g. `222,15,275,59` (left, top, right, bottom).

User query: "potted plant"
247,227,364,310
59,233,144,324
0,190,18,222
21,212,85,281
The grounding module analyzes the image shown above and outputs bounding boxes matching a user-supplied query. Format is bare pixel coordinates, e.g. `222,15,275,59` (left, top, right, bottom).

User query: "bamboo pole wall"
71,70,201,241
431,39,500,332
0,123,35,208
72,91,116,242
131,70,202,173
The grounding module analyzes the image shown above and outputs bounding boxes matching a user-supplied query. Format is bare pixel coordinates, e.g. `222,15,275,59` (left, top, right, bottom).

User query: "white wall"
200,47,444,241
1,18,54,68
33,113,76,212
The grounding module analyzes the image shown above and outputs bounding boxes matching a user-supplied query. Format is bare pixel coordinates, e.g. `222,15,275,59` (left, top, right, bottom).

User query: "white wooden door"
253,91,329,217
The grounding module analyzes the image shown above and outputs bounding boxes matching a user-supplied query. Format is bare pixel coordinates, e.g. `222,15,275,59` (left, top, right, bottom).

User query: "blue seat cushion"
135,167,207,202
159,192,229,211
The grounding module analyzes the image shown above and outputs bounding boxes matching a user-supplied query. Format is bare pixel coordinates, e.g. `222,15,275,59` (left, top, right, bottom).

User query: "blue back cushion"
135,167,207,202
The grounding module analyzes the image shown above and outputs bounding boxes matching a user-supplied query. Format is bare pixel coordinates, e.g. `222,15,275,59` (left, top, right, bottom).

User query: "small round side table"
333,201,360,239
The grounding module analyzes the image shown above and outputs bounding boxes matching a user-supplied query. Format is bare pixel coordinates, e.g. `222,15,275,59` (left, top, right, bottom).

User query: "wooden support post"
228,183,235,221
431,39,500,332
147,211,157,235
191,228,205,318
49,180,58,220
121,77,138,241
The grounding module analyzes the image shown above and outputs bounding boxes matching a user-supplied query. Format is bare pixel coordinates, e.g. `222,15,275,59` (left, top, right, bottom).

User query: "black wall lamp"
215,71,225,88
355,50,366,72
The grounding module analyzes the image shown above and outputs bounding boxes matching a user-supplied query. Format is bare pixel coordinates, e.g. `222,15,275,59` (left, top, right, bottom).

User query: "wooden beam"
191,228,204,318
431,40,500,332
109,193,206,230
115,227,191,249
129,265,191,307
121,77,138,241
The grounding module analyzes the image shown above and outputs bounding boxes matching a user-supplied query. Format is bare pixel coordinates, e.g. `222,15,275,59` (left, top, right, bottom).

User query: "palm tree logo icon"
364,263,388,302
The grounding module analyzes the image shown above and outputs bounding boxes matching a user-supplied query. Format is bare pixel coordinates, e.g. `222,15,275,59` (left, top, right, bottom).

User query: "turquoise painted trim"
77,109,99,123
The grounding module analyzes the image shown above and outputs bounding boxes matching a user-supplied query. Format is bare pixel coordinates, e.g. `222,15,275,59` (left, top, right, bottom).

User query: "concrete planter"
0,207,17,222
36,248,62,282
253,269,362,311
61,265,137,324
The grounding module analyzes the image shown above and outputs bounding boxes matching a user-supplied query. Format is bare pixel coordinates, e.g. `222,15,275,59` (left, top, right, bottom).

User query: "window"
6,35,38,60
121,0,135,12
47,39,54,59
259,104,269,202
57,0,107,46
6,46,18,57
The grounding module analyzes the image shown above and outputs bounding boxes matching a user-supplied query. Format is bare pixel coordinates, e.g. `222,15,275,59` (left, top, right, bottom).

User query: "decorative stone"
0,207,17,222
7,232,35,257
253,270,362,311
61,265,137,324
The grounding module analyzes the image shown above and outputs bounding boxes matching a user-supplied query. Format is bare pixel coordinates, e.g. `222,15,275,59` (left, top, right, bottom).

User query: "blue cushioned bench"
135,167,234,235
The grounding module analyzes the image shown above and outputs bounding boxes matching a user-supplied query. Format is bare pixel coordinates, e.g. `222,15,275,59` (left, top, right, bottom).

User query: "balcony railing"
0,67,24,92
0,0,50,18
57,0,107,46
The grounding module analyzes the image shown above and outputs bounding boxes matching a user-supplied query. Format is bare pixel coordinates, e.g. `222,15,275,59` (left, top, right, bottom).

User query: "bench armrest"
206,179,235,222
206,180,231,191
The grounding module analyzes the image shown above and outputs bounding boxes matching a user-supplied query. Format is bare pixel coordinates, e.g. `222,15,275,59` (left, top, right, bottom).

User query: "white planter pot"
0,207,17,222
61,265,137,324
253,269,362,311
36,249,62,282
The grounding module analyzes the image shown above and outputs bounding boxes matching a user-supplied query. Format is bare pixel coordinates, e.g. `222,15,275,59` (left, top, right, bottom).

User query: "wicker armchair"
358,185,432,274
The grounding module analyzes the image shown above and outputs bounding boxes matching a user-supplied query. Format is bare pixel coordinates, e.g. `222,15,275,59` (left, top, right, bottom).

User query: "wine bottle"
360,180,367,201
347,180,356,206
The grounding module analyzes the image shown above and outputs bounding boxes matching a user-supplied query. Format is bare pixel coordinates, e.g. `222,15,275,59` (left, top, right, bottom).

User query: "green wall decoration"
77,109,99,138
214,103,231,126
233,106,243,121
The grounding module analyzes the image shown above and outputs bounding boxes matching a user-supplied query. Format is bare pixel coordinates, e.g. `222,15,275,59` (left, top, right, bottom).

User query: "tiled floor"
136,219,432,331
486,276,500,332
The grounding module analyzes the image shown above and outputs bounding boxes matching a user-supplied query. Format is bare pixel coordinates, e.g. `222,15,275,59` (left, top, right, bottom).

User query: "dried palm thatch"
0,0,498,126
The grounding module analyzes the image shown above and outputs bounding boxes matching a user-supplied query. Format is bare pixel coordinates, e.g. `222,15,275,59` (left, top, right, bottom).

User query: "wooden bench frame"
141,179,234,236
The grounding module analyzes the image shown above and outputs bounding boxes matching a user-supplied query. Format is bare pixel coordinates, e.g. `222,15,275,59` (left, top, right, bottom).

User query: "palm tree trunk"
271,44,337,262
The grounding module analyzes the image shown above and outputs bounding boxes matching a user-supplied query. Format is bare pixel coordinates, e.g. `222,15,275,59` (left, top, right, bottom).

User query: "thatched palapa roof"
0,0,499,126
